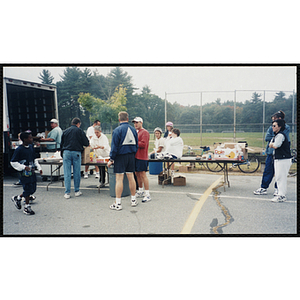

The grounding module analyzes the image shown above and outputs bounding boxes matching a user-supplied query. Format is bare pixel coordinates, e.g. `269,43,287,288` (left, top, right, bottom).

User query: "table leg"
46,163,53,191
223,162,230,190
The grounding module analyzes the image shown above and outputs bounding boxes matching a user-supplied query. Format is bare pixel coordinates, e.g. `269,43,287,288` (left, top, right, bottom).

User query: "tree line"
39,68,296,133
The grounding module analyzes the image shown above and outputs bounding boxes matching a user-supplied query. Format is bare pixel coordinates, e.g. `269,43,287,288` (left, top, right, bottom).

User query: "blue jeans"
261,154,277,189
63,150,81,194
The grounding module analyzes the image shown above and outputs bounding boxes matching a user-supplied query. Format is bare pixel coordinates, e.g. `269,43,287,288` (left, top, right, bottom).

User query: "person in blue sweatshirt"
107,111,138,211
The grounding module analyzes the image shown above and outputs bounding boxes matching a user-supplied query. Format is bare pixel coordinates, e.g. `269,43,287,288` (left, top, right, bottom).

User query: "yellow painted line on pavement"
180,176,223,234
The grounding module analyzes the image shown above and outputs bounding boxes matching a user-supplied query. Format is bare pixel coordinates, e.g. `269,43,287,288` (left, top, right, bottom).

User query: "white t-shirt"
272,133,285,148
154,137,165,152
86,126,95,140
164,136,184,158
90,133,111,158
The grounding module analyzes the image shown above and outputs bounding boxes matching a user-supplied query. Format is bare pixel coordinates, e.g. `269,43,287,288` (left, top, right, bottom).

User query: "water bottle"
24,165,32,177
262,149,266,156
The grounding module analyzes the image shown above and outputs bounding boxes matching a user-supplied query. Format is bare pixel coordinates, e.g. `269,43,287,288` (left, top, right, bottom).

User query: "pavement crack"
187,193,199,201
130,210,142,233
210,184,234,234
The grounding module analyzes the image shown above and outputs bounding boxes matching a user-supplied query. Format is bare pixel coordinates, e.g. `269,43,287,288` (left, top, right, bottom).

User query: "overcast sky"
3,65,296,105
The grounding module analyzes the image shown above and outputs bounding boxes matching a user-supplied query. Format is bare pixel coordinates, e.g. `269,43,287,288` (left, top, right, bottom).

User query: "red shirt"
135,128,150,160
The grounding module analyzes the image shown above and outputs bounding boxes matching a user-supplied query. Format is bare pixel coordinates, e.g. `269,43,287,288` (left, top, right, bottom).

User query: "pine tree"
38,69,54,84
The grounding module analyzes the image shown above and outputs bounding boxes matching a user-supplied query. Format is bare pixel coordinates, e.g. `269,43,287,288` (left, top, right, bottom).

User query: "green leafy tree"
250,92,262,104
274,91,286,103
103,67,136,100
56,67,93,129
78,86,127,133
132,86,166,130
38,69,54,85
240,92,263,123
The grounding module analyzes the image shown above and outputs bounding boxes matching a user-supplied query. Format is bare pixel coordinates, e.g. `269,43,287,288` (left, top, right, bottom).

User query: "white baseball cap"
50,118,59,124
132,117,143,123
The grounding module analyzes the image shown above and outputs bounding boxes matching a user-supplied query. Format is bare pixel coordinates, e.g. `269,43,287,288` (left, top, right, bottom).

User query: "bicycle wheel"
206,162,224,172
238,154,260,173
288,149,297,177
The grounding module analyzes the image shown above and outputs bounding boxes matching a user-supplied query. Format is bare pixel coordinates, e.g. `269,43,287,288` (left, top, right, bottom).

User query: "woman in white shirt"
90,126,111,187
164,128,183,159
149,127,165,159
269,119,292,202
164,128,184,176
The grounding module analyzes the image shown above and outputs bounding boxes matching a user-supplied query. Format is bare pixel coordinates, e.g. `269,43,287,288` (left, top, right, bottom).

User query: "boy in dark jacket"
10,131,43,215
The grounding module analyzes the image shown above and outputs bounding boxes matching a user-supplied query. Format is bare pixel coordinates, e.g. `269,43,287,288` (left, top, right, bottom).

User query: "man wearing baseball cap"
132,117,151,202
40,118,63,151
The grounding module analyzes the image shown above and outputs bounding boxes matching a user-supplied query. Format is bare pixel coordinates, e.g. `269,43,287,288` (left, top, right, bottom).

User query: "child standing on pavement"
10,131,43,215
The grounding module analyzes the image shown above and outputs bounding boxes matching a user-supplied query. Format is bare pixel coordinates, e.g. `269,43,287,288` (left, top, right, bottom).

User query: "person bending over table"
163,128,184,176
90,125,111,188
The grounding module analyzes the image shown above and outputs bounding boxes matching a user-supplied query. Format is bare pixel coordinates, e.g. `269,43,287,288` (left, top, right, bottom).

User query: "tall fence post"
200,92,202,146
165,92,167,128
292,89,295,149
234,90,236,142
262,90,266,150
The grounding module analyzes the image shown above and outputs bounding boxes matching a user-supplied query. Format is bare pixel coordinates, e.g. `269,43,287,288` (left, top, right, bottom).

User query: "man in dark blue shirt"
61,117,89,199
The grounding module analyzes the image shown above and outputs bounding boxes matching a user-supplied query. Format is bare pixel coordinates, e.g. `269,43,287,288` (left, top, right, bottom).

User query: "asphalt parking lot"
2,171,297,236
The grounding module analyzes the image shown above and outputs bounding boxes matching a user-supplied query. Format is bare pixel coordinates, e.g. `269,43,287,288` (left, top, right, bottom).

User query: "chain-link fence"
164,89,297,150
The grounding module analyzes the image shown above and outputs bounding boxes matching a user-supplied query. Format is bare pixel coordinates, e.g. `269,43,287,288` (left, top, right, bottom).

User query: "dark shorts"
114,153,136,174
22,182,37,197
135,159,148,172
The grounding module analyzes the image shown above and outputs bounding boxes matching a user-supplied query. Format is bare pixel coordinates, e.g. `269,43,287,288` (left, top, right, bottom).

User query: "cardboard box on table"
214,143,248,160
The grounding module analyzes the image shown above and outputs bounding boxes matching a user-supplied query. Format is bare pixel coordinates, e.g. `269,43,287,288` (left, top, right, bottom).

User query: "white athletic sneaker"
131,199,138,207
95,172,100,179
142,195,151,203
75,191,82,197
84,172,88,179
135,191,145,198
64,193,71,199
253,188,267,195
23,195,36,204
271,195,287,202
110,203,122,211
273,188,279,196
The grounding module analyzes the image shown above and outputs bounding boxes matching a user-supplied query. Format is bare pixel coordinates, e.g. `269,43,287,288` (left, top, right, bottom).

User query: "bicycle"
184,144,260,174
206,142,260,174
288,149,297,177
